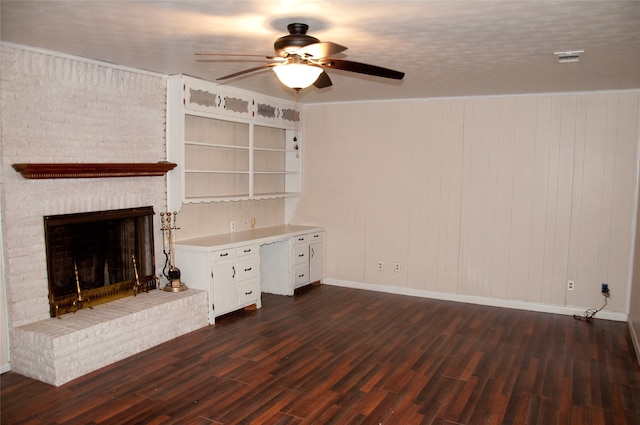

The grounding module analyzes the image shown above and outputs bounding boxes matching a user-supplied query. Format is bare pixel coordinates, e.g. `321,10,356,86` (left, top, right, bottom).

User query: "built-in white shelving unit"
167,75,302,210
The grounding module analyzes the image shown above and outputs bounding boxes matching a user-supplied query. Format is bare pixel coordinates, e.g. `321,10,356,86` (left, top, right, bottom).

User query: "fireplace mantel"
12,162,177,179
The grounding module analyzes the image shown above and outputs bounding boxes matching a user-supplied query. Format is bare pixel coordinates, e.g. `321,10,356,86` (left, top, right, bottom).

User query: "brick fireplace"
1,45,208,385
4,160,209,389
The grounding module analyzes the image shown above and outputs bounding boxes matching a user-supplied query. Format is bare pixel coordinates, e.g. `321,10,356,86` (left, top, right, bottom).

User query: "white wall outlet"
394,262,401,272
567,280,574,291
377,261,384,271
230,221,236,231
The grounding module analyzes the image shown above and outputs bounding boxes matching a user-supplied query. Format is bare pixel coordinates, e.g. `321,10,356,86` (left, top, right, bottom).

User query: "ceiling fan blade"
195,53,280,60
321,59,405,80
297,41,347,59
217,64,277,81
313,71,332,89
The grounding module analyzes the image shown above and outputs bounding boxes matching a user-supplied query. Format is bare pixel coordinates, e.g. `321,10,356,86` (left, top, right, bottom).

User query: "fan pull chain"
294,89,300,145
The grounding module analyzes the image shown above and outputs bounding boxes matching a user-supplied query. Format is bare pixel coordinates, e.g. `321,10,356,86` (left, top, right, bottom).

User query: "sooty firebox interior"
44,206,157,317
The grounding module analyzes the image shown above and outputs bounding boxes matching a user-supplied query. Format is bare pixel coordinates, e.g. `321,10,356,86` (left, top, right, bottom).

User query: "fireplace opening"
44,206,157,317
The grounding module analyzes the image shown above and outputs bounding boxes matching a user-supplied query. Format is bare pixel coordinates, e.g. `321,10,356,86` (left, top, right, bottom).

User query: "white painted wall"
293,92,640,314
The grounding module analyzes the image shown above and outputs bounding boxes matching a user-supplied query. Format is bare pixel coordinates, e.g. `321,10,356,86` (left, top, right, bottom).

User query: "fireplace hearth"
44,206,157,317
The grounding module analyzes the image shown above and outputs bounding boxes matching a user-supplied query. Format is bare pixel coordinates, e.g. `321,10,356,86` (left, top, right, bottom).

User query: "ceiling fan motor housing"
274,23,320,56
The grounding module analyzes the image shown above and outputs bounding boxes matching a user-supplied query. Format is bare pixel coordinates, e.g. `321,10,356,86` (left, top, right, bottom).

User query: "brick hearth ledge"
11,289,208,386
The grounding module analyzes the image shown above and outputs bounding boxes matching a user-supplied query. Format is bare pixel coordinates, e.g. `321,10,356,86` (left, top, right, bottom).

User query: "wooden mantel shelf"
12,162,177,179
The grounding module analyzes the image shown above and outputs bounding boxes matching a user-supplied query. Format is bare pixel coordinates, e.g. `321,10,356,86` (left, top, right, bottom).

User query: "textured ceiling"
2,1,639,103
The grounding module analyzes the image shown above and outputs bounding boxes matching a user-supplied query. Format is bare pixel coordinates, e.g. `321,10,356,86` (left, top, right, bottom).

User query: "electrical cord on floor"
573,284,610,322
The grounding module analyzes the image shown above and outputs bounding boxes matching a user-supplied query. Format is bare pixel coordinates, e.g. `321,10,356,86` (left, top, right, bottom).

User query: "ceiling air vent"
554,50,584,63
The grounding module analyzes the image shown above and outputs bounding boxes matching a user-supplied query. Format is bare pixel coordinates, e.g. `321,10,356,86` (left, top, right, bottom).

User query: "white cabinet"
292,231,324,289
167,75,302,209
175,244,261,324
175,226,324,314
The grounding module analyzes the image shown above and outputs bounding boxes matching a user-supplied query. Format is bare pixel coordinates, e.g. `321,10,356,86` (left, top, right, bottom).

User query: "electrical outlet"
567,280,574,291
394,262,401,272
230,221,236,231
377,261,384,271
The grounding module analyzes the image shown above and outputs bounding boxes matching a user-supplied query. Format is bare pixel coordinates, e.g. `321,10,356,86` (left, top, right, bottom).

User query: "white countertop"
175,225,323,251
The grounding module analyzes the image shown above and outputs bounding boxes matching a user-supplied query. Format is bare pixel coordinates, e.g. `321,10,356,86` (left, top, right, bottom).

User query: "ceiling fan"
196,23,405,91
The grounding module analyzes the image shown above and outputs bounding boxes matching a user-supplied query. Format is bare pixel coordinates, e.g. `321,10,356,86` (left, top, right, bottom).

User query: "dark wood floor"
2,285,639,425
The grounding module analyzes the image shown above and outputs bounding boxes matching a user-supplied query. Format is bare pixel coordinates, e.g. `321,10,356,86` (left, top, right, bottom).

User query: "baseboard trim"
628,320,640,366
323,278,628,322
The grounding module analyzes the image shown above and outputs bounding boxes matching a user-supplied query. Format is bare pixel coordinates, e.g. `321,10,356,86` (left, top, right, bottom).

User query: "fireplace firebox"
44,206,157,317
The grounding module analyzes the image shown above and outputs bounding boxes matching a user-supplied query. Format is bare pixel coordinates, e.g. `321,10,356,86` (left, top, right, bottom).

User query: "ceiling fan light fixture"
273,64,323,90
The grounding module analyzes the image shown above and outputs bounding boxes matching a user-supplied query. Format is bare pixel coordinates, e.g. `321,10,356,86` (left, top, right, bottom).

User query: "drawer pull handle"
220,253,229,257
232,266,236,278
244,267,252,272
298,237,304,241
314,234,320,238
244,249,251,253
298,274,305,278
298,253,305,257
245,290,253,295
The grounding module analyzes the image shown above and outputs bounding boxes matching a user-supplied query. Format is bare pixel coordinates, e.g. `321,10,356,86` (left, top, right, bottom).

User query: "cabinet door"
309,239,324,283
212,260,237,317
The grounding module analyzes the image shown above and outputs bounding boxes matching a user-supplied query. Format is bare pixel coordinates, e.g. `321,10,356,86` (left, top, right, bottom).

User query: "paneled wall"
293,92,639,313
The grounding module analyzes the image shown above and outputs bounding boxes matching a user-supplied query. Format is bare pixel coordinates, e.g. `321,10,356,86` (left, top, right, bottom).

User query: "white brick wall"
1,45,168,327
0,45,210,384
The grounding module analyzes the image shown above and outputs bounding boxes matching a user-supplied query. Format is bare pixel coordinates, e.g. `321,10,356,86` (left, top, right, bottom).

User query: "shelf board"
184,192,300,202
253,147,294,153
185,170,250,174
185,141,250,150
253,192,301,198
12,162,177,179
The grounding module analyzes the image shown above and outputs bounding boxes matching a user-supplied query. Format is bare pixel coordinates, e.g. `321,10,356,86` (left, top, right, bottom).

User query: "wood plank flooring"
2,285,640,424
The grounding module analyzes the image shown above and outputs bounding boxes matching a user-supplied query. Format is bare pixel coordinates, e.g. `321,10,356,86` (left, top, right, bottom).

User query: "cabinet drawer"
238,279,260,305
237,244,259,257
309,232,324,242
293,234,308,244
294,263,309,287
293,244,308,265
211,249,235,262
237,256,260,281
